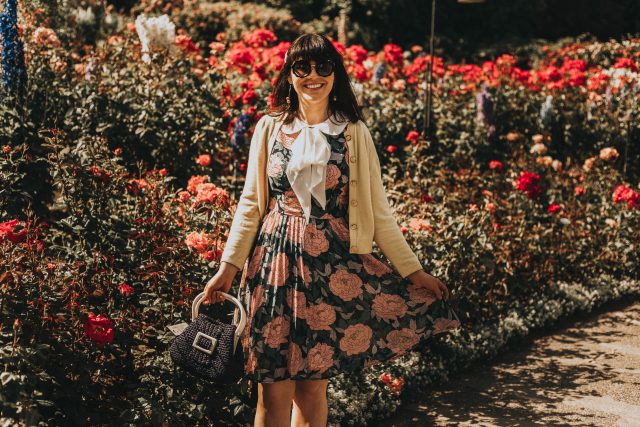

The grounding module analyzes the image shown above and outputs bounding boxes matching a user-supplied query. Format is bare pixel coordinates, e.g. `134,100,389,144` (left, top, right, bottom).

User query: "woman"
203,33,460,427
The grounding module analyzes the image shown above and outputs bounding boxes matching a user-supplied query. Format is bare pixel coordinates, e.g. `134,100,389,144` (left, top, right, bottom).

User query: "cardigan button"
349,155,357,163
350,200,358,206
350,245,357,250
350,179,357,186
350,224,358,230
345,135,352,141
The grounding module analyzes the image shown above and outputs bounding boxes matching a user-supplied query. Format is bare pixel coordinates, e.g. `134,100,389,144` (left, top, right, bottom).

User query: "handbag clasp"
192,331,217,355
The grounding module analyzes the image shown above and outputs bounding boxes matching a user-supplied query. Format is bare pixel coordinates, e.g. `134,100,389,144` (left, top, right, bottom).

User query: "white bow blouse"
280,113,349,223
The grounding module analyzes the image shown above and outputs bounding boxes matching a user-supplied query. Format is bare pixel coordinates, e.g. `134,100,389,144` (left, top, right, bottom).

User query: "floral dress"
238,127,461,383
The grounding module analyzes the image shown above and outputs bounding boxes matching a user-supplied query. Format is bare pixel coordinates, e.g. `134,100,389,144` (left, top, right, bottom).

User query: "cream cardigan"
219,113,424,278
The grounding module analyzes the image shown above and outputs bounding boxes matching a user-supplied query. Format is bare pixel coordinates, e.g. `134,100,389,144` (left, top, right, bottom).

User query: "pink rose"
185,231,209,253
262,315,290,349
250,285,265,317
307,342,334,373
385,327,420,354
303,224,329,257
325,164,341,189
267,153,285,177
286,288,307,319
305,303,336,330
372,293,408,321
297,256,312,286
195,183,229,208
329,218,350,241
261,214,279,235
196,154,211,167
407,282,436,306
246,245,265,279
287,342,305,376
283,189,304,214
329,269,363,301
187,175,209,193
267,252,289,287
337,182,349,206
433,317,461,334
339,324,373,356
361,254,392,276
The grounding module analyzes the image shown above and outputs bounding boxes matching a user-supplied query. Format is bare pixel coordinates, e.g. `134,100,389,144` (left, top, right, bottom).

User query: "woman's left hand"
406,269,449,301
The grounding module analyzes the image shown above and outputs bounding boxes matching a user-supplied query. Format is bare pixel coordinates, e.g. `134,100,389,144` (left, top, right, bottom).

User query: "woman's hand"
406,269,449,301
202,262,241,305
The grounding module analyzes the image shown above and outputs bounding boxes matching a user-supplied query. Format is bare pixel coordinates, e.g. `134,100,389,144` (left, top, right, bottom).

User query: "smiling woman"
203,32,460,427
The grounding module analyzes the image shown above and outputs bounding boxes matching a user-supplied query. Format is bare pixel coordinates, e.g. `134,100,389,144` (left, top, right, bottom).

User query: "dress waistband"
267,195,333,220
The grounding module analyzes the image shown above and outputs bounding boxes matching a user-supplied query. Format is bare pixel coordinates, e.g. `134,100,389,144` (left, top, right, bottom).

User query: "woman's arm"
219,115,270,271
364,124,424,279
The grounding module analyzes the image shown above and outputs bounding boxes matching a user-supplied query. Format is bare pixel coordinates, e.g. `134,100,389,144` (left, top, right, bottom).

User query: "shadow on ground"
371,296,640,426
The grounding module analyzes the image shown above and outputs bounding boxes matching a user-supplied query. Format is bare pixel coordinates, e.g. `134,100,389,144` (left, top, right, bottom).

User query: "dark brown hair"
268,33,364,126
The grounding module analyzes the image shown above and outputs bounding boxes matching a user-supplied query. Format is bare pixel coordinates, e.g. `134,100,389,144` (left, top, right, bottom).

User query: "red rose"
83,313,115,347
547,203,561,213
0,219,26,244
242,89,257,104
118,283,135,296
386,145,397,153
489,160,503,171
405,130,419,143
515,171,542,199
379,373,392,384
612,184,640,210
178,191,191,202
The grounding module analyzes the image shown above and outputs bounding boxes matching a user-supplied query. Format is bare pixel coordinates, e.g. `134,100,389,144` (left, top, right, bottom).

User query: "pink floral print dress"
238,127,461,383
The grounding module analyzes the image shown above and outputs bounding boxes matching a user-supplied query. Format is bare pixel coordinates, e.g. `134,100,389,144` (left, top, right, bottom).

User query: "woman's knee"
293,379,328,404
259,379,296,408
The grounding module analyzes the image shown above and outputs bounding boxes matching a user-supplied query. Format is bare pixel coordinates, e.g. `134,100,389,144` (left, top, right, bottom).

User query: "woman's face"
287,58,335,107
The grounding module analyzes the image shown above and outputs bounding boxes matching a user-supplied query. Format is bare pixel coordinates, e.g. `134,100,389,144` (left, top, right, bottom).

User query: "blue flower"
0,0,28,94
372,61,385,84
475,83,495,136
231,113,252,153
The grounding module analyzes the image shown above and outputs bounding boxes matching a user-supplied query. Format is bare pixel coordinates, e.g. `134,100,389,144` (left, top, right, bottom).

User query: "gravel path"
372,297,640,426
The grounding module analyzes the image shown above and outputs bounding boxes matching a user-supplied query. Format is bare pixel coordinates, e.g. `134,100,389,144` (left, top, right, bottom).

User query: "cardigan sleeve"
219,115,269,271
363,124,424,278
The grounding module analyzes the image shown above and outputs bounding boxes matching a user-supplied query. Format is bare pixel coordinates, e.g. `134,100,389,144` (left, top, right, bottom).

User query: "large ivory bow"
283,115,348,223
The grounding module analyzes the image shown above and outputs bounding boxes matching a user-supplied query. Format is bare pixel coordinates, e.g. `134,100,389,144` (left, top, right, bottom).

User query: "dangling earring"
332,89,337,102
286,83,292,107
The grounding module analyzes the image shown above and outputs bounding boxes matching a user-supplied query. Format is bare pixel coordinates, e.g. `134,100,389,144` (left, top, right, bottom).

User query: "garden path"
373,296,640,426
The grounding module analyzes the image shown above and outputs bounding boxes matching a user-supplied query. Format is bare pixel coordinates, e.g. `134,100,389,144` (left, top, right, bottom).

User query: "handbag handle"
191,291,248,354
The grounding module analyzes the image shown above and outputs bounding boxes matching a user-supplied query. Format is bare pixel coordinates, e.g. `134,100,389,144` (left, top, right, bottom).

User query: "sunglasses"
291,59,335,78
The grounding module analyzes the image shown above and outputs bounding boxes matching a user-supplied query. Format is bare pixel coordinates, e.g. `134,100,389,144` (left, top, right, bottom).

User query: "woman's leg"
291,379,329,427
254,379,296,427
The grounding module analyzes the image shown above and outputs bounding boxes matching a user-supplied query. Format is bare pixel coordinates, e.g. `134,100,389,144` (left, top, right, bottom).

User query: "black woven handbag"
168,288,248,384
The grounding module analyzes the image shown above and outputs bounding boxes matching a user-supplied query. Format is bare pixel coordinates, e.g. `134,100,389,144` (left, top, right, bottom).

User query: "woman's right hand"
202,262,241,305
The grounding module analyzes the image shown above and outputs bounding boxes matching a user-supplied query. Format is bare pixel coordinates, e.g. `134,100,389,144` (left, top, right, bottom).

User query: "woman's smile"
303,82,326,91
